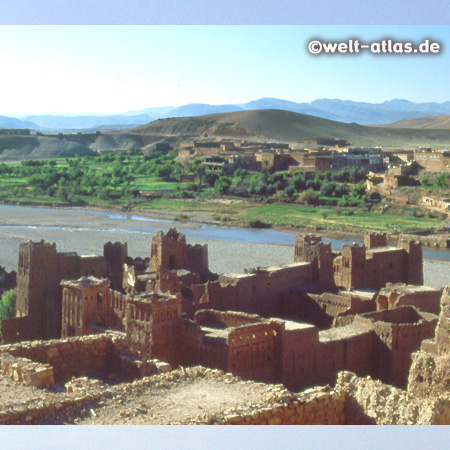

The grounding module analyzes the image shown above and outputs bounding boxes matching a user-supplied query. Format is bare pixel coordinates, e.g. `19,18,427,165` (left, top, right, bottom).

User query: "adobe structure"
4,240,127,342
0,227,439,399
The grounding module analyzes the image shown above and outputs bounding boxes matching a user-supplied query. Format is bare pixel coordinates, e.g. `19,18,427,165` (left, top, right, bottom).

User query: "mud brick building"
293,233,423,291
413,147,450,171
125,292,182,365
3,240,125,342
61,277,111,338
332,234,423,290
149,228,208,274
1,227,435,394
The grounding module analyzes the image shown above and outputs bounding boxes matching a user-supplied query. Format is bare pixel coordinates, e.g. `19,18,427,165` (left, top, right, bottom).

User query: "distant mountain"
4,98,450,133
132,109,450,149
123,98,450,126
167,103,244,117
0,115,40,130
24,114,154,131
309,99,450,125
383,115,450,130
5,108,450,160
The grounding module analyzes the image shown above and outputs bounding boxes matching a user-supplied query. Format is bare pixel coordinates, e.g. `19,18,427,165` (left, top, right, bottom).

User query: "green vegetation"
0,151,445,233
0,149,184,208
0,288,16,336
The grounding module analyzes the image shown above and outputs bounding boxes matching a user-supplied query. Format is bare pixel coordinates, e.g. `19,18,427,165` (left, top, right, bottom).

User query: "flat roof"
319,324,371,343
367,246,401,254
61,276,108,288
284,321,316,331
221,262,308,279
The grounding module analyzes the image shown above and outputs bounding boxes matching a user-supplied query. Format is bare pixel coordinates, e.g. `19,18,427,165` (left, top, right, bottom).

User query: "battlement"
364,232,387,249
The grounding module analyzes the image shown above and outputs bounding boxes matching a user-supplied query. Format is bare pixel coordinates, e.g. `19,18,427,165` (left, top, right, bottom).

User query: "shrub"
0,289,16,336
248,220,271,229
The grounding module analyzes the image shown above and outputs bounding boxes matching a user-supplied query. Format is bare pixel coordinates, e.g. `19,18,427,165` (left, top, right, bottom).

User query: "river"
0,204,448,288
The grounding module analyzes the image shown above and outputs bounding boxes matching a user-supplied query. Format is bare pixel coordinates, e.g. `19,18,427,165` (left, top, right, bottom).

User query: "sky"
0,0,449,25
0,25,449,116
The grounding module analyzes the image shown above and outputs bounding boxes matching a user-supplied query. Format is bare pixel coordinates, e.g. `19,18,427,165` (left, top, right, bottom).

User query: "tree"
0,288,16,335
302,188,320,205
188,159,207,187
291,173,306,192
214,176,232,195
351,183,366,199
320,182,336,197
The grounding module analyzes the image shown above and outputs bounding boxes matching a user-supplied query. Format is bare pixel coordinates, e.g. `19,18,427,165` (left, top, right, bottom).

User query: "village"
1,223,450,424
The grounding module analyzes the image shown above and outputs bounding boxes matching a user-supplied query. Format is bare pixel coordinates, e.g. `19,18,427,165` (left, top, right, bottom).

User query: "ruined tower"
397,239,423,285
103,241,128,290
333,244,366,290
16,241,61,339
364,232,387,249
149,228,189,272
294,234,334,288
149,228,208,275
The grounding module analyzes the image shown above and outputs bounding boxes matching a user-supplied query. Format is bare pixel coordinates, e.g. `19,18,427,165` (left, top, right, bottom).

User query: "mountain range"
131,109,450,148
4,108,450,160
2,98,450,131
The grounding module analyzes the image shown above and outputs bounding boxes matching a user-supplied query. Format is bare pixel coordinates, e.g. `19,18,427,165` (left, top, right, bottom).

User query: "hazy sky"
0,0,449,25
1,25,449,116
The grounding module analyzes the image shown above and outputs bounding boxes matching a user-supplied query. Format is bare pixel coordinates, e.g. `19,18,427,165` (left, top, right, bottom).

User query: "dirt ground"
0,367,293,425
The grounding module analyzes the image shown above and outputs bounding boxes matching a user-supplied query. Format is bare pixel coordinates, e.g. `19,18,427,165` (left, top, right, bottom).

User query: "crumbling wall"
0,334,123,383
220,386,345,425
407,286,450,397
376,284,442,315
0,352,54,387
352,307,438,388
310,292,376,319
294,235,334,287
336,371,450,425
108,289,127,331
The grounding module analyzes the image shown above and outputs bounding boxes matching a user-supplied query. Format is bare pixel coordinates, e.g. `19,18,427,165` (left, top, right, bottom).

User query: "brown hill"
130,109,450,149
382,115,450,130
0,133,146,161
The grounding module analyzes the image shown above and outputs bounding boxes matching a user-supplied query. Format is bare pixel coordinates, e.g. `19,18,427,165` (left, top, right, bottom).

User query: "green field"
132,198,443,233
0,152,446,234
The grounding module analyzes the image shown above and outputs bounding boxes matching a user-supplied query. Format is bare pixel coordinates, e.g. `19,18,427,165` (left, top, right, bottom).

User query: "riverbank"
0,200,366,241
0,203,449,289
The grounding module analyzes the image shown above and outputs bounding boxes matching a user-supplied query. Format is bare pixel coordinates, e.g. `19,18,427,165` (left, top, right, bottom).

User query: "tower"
294,234,334,288
16,241,60,339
